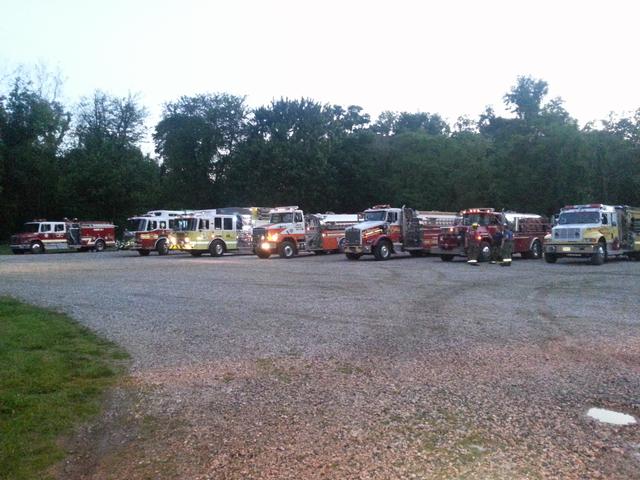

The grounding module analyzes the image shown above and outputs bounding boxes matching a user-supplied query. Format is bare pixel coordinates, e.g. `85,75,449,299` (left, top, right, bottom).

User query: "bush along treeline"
1,74,639,240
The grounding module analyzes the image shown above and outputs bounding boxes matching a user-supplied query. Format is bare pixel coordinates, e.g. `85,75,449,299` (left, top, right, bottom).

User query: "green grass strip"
0,297,128,480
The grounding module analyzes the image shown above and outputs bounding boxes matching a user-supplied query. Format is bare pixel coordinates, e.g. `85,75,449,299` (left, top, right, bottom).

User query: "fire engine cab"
544,204,640,265
10,220,115,254
435,208,549,262
253,206,307,259
343,205,457,260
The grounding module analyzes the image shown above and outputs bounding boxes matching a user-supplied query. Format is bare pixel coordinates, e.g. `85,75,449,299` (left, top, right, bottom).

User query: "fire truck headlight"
261,242,271,250
168,235,176,245
184,237,190,243
476,235,482,242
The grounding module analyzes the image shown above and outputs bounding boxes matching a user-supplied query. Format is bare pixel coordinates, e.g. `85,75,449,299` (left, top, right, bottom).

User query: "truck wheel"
138,249,150,256
256,250,271,259
346,253,362,260
544,252,557,263
526,240,542,259
373,240,392,261
279,241,296,259
156,239,169,256
337,238,346,253
591,243,606,265
94,239,106,252
210,240,225,257
440,254,454,262
478,241,491,262
31,241,44,254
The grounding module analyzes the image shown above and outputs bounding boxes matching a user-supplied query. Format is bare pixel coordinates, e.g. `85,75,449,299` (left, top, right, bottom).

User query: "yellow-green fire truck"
544,204,640,265
169,211,254,257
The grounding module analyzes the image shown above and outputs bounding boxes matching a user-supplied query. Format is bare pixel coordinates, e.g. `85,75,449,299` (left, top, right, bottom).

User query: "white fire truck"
252,207,359,259
544,203,640,265
122,210,192,255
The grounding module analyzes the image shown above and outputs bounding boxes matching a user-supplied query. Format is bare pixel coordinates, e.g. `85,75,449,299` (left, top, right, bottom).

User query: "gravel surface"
1,251,639,479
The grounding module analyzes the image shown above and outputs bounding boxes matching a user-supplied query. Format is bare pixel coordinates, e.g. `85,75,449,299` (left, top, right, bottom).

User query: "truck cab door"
401,207,421,248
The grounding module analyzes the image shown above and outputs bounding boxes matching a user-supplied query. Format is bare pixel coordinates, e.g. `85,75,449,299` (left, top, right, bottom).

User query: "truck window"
199,219,209,230
223,218,233,230
41,224,51,232
601,214,608,225
149,221,158,230
295,212,303,223
214,217,222,229
159,221,167,229
387,212,397,223
55,223,65,232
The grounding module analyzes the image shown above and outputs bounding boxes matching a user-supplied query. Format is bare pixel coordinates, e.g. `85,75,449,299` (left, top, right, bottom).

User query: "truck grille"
10,235,19,244
345,228,361,246
553,228,581,240
252,227,267,246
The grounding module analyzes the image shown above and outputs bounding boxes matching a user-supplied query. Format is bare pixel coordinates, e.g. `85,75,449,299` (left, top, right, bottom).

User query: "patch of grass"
0,244,11,255
0,297,128,480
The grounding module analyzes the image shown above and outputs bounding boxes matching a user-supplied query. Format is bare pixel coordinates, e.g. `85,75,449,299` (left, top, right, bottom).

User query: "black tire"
190,251,203,257
525,240,542,260
278,241,296,259
256,249,271,259
31,241,44,254
210,240,225,257
373,240,392,261
478,241,491,262
591,243,606,266
346,252,362,260
156,239,169,256
138,249,150,256
94,239,106,252
544,252,557,263
440,254,454,262
337,238,347,254
12,249,25,254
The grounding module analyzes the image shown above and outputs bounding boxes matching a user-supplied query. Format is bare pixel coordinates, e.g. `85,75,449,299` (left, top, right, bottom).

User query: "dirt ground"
1,251,638,479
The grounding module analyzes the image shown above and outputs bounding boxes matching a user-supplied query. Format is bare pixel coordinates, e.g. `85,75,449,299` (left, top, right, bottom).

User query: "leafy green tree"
0,78,69,238
154,93,247,208
59,91,160,225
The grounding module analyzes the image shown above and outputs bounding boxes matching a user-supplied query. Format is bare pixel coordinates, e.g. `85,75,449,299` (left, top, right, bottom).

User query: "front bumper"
257,241,277,253
344,245,372,254
545,243,596,256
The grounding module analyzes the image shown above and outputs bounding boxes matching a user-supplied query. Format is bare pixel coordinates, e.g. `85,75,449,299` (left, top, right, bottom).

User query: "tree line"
1,73,639,240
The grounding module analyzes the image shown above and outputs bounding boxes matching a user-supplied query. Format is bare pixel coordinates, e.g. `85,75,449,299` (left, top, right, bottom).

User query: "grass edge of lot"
0,243,11,255
0,296,129,480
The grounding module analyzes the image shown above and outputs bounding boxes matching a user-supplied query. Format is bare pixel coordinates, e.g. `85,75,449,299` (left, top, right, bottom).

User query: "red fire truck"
10,220,116,254
253,207,359,259
123,210,192,256
434,208,549,262
342,205,457,260
304,213,360,254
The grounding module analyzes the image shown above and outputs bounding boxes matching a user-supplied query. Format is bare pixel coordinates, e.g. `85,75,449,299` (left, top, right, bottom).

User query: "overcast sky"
2,0,639,152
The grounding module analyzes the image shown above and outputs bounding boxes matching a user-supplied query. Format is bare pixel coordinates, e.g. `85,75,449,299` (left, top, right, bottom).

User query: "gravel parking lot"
1,251,639,479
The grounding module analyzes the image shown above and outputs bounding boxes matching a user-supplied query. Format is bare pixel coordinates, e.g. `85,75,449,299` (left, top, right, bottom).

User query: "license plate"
562,247,571,252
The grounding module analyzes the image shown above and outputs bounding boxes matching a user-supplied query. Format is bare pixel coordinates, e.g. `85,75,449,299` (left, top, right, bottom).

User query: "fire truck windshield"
22,223,40,233
364,211,387,222
127,219,147,232
462,214,492,226
558,211,600,225
270,213,293,224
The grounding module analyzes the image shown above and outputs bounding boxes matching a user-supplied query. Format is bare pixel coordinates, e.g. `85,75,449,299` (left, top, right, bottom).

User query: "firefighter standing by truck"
499,223,514,266
466,223,480,265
